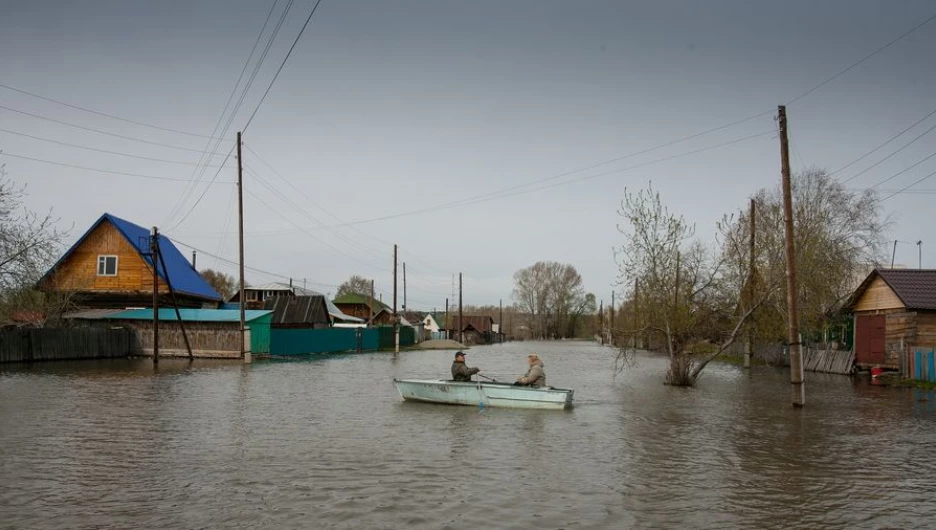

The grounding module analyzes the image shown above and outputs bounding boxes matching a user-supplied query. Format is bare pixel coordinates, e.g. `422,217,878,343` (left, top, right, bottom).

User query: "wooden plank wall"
885,312,917,369
0,328,134,363
853,276,905,312
115,321,244,358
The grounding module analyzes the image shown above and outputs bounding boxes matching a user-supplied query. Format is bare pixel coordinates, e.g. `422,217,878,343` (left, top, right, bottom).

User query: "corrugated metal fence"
270,328,380,355
0,328,134,363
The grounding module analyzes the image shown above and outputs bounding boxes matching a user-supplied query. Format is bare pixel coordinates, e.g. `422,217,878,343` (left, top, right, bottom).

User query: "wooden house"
229,282,364,325
333,292,391,323
847,269,936,370
40,213,222,309
446,315,495,345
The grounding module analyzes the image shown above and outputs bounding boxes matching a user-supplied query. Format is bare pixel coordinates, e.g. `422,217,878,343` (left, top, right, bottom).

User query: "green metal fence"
270,327,379,355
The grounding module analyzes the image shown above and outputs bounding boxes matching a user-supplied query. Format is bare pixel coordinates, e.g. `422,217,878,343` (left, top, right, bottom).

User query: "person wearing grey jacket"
451,351,480,382
515,353,546,387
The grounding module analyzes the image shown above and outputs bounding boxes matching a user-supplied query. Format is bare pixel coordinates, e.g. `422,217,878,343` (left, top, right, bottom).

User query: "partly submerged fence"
749,344,855,375
0,328,135,363
901,346,936,381
270,327,380,355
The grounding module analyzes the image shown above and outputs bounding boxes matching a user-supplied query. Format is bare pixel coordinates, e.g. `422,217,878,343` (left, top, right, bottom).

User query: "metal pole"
779,105,804,407
237,131,249,363
191,250,196,269
151,227,159,365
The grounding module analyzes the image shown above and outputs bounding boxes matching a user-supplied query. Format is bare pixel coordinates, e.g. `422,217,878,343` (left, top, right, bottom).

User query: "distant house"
333,292,391,323
39,213,222,309
446,315,495,345
847,269,936,370
263,295,331,329
423,313,445,333
230,282,363,325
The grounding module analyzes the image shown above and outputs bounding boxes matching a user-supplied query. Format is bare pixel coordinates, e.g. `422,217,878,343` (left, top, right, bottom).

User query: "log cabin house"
39,213,223,309
847,269,936,370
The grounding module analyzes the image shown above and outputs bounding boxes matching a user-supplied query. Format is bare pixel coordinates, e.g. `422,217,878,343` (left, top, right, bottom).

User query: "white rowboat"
393,378,574,410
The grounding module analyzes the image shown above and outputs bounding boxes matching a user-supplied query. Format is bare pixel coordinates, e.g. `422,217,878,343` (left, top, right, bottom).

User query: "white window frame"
97,255,119,276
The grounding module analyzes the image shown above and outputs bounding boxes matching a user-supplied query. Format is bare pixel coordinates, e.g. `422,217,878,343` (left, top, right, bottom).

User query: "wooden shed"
847,269,936,370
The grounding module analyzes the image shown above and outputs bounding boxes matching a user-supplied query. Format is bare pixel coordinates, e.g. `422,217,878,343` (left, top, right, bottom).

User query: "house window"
97,255,118,276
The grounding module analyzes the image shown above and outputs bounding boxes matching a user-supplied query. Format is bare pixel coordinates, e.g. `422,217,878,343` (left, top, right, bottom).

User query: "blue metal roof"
40,213,222,302
105,308,271,322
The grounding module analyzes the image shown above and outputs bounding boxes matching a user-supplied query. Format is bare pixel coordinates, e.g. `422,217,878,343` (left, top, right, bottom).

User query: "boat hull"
393,379,573,410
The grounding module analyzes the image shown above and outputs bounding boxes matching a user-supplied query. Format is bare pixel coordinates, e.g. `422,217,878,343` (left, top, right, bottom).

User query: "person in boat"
451,351,480,382
515,353,546,387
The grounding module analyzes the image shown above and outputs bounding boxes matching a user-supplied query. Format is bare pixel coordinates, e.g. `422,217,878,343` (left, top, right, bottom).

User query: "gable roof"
264,295,330,325
40,213,222,302
848,269,936,311
333,292,390,312
446,315,495,332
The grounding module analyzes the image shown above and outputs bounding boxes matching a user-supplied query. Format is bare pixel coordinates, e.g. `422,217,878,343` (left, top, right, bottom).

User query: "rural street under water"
2,340,935,529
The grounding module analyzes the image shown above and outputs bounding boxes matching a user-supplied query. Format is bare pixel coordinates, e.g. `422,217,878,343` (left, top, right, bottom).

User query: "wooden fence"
803,349,855,375
0,328,135,363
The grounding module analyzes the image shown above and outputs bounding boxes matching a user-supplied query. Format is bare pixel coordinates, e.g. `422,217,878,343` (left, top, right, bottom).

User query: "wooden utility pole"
151,227,159,365
156,238,193,359
444,297,449,340
393,244,399,353
236,131,249,363
499,299,503,343
598,299,604,345
458,272,463,344
191,250,196,269
779,105,804,407
610,291,615,346
745,198,756,369
891,240,898,269
403,262,407,311
633,278,639,349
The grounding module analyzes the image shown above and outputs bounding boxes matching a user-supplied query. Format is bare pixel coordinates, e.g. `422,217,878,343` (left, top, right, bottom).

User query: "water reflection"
3,342,936,529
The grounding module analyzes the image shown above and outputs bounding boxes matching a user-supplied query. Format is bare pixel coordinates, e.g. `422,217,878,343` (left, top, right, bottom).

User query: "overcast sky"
2,0,935,310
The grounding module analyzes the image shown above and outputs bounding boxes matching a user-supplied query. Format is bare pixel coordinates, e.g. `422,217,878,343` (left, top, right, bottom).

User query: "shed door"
856,314,886,365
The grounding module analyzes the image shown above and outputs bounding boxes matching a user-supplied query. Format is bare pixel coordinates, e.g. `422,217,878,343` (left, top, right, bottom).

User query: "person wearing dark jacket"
451,351,480,382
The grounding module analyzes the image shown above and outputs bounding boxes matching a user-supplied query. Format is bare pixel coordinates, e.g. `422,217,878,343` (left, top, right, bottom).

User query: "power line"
0,127,229,167
0,104,216,154
0,151,235,184
325,129,774,229
0,83,219,140
243,0,326,132
787,10,936,105
165,0,290,227
879,167,936,202
840,120,936,184
831,106,936,176
165,145,236,231
864,148,936,190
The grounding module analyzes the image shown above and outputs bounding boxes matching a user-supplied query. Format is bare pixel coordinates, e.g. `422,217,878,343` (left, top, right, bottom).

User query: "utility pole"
151,227,159,365
919,240,923,269
779,105,804,407
370,279,375,325
610,291,615,346
891,240,898,269
599,299,604,345
458,273,463,345
393,244,399,353
745,198,756,369
191,250,196,269
403,262,407,311
444,297,449,340
237,131,250,363
633,278,639,349
499,299,503,343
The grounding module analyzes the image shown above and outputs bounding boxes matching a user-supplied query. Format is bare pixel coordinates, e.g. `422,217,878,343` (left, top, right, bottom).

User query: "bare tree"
336,274,372,298
0,166,67,324
199,268,237,300
614,184,775,386
512,261,586,339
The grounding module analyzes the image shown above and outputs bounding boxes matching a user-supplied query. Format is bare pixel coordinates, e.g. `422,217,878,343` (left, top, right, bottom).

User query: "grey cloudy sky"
2,0,935,309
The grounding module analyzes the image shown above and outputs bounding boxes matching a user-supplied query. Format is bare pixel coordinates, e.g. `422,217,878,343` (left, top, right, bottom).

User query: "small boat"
393,378,574,410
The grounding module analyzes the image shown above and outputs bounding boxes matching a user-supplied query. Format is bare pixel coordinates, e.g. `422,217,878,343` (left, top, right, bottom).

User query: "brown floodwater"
1,340,934,529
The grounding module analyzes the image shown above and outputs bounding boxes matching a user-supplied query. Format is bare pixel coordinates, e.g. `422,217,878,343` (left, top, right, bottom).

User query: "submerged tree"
614,184,776,386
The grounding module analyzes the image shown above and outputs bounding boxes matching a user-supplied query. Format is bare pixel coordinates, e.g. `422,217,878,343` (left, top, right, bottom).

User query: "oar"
477,373,498,383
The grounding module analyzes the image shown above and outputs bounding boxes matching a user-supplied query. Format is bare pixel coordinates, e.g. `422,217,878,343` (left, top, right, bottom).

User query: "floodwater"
2,341,935,529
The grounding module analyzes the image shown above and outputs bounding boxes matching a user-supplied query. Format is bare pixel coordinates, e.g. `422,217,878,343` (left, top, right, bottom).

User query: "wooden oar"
477,373,498,383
